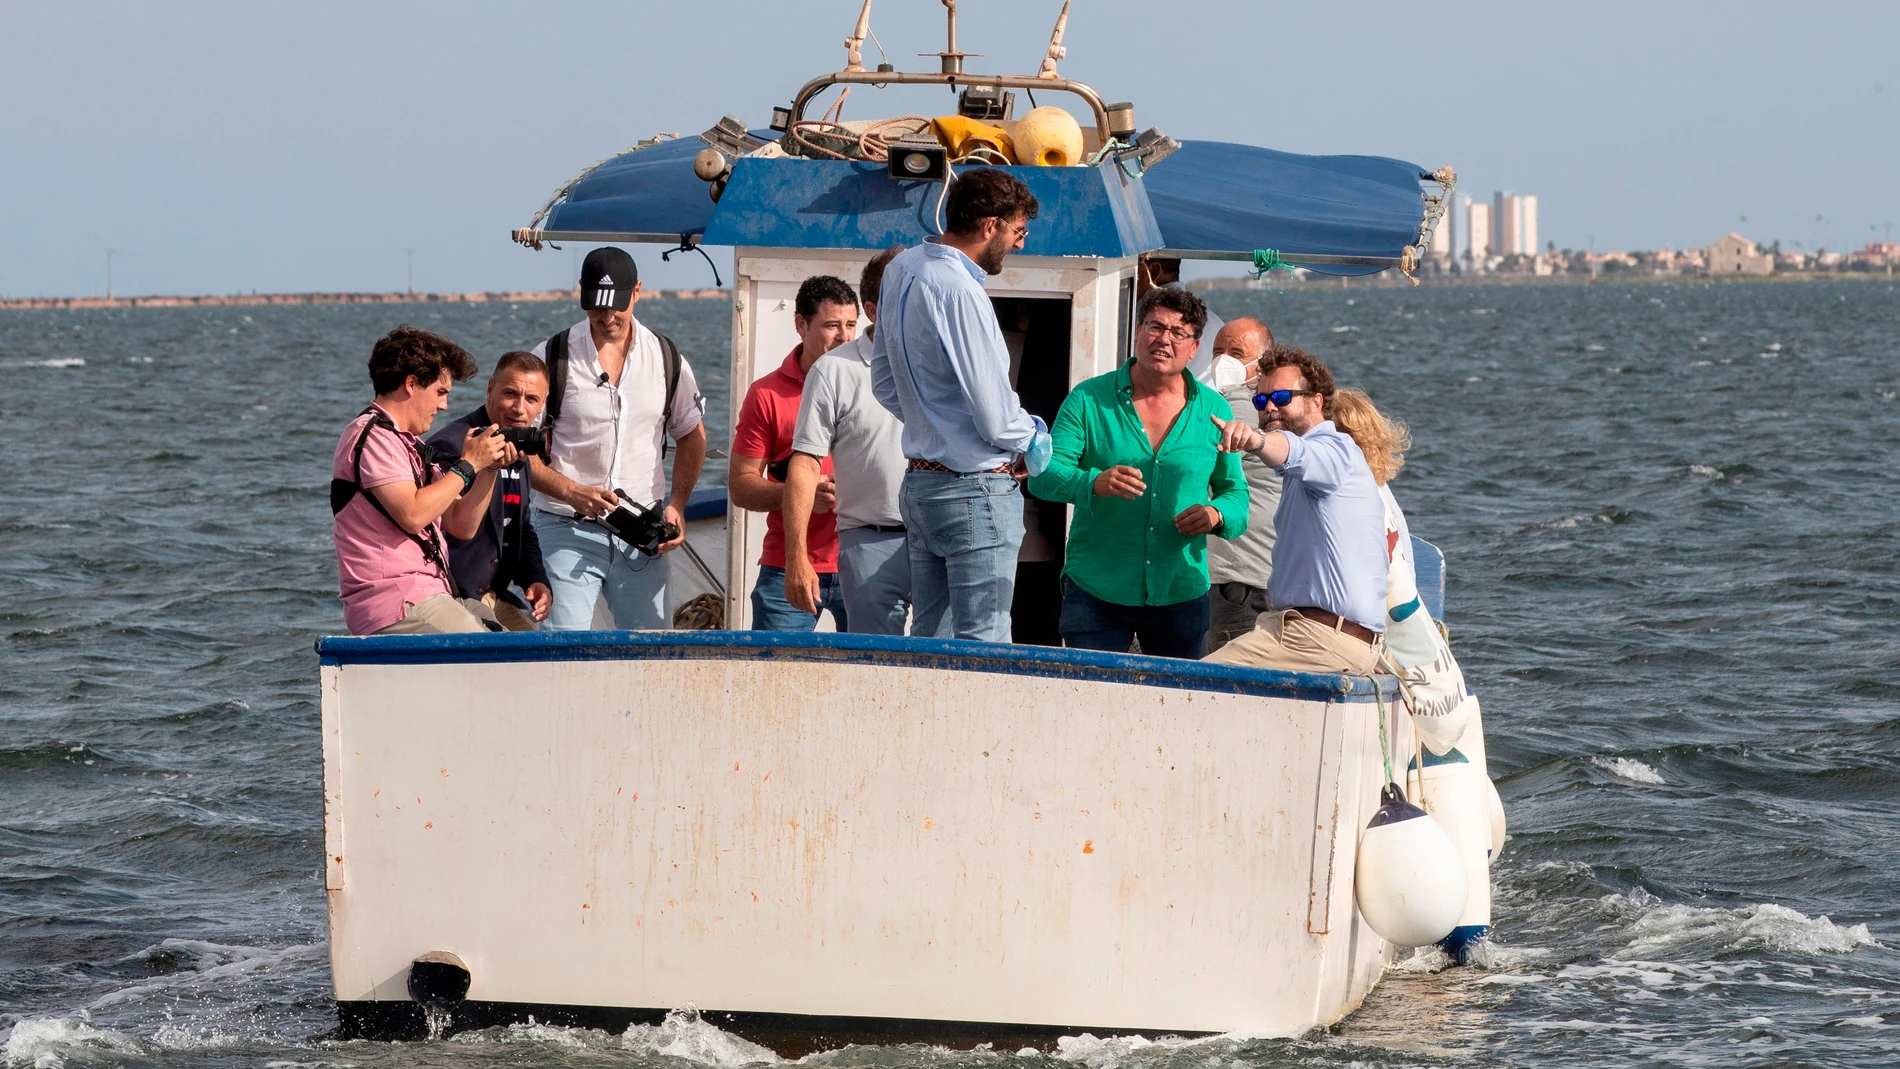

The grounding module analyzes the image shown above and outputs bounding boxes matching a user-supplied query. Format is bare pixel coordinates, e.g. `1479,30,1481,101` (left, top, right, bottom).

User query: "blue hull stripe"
315,630,1401,703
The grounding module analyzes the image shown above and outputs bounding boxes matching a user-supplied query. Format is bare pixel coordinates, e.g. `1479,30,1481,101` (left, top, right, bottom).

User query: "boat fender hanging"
1012,105,1084,167
1354,783,1467,948
1412,748,1494,964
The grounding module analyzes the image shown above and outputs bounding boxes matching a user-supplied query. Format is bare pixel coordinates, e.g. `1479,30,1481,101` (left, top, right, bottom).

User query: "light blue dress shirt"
870,241,1037,472
1267,420,1390,632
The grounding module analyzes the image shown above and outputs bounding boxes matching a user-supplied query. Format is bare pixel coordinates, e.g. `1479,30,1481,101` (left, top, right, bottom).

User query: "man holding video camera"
426,351,554,631
529,248,708,631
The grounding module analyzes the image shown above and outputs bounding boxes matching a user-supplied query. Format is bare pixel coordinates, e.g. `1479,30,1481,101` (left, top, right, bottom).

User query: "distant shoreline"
0,287,729,311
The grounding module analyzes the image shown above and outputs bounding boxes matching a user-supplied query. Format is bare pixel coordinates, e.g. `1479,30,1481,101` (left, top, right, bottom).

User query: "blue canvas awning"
1142,141,1432,277
519,130,1433,277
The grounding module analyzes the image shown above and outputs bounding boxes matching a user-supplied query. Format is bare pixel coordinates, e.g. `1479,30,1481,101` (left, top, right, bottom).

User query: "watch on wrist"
448,459,477,493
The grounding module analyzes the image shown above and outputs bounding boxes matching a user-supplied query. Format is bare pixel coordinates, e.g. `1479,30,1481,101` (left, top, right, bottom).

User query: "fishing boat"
316,2,1499,1051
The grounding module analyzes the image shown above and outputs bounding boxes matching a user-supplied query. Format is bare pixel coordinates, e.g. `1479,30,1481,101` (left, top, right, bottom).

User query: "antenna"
844,0,871,72
920,0,980,77
1038,0,1070,80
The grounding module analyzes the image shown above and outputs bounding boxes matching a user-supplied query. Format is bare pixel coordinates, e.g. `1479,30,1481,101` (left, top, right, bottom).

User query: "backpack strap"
541,328,571,437
652,329,683,460
330,407,462,598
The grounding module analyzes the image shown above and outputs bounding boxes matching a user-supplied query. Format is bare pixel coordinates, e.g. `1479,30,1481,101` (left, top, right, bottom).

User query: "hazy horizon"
4,1,1895,298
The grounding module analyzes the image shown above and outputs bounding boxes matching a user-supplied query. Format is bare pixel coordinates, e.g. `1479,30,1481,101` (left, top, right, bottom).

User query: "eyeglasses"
1252,389,1318,410
1139,320,1200,344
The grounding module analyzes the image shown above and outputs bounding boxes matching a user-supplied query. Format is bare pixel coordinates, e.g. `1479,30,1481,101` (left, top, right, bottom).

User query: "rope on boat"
1367,673,1395,787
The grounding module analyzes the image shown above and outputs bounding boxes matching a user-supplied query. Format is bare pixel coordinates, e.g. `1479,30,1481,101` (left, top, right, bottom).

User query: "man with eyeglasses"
1027,287,1250,659
1205,317,1283,654
871,168,1045,642
1204,346,1386,676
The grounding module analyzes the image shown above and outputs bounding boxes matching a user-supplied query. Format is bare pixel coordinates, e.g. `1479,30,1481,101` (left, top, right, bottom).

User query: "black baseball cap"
580,247,637,311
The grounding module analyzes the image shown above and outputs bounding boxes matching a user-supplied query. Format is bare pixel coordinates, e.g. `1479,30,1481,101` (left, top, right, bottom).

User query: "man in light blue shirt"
871,168,1041,642
1204,347,1386,676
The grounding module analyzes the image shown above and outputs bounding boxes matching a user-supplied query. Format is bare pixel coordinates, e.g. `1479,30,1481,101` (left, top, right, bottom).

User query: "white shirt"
531,318,704,514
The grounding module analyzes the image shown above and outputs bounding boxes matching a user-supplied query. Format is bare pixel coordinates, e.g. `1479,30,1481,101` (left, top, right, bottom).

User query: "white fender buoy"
1354,783,1467,948
1450,695,1509,857
1413,749,1494,962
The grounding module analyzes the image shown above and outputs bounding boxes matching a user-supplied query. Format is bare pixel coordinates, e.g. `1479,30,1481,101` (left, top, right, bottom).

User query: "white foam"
1688,464,1723,478
1836,1016,1889,1028
3,1016,144,1068
85,939,320,1011
1330,325,1354,333
1585,344,1607,352
1593,757,1666,785
6,358,86,369
619,1009,782,1066
1622,901,1878,958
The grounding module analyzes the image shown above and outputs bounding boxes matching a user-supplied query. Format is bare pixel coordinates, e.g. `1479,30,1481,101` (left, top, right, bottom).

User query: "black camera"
494,424,549,460
594,490,680,556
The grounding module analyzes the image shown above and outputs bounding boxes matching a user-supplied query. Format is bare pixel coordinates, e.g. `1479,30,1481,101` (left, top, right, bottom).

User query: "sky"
3,1,1896,298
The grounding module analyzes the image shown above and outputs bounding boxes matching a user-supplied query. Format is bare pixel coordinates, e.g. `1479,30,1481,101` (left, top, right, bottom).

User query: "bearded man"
869,168,1043,643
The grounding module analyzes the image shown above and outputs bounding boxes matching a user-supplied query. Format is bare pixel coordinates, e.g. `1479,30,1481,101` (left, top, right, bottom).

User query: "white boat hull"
318,633,1417,1047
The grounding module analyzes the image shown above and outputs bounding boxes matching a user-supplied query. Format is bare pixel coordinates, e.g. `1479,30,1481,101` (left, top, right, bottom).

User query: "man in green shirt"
1027,288,1250,658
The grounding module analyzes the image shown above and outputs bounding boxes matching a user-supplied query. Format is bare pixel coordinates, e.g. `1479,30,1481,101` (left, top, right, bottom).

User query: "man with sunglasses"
1204,346,1387,676
1027,288,1250,659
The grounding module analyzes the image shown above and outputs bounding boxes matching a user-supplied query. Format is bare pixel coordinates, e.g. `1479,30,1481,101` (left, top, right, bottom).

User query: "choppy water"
3,280,1897,1068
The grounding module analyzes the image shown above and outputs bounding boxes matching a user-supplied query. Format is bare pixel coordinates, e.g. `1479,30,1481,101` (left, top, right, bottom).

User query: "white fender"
1449,694,1508,857
1354,784,1467,948
1413,750,1493,941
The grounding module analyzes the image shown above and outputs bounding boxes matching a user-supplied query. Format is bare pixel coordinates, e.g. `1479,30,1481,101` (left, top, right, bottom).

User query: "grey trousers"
1206,580,1271,655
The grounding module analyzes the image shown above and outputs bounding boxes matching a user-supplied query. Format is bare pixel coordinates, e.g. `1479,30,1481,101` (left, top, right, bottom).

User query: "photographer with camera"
426,351,554,631
529,248,707,631
331,326,518,635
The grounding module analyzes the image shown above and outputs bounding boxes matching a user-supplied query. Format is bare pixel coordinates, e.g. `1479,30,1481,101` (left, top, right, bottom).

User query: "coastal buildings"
1449,191,1539,273
1706,233,1773,275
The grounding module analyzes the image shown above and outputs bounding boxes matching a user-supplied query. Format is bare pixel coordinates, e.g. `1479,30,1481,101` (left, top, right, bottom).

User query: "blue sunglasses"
1251,389,1318,410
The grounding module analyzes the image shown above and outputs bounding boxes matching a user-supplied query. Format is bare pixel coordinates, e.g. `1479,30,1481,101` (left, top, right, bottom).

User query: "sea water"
2,280,1897,1067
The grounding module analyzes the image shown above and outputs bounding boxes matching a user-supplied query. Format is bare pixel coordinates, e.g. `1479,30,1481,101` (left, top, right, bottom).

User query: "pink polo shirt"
331,405,452,635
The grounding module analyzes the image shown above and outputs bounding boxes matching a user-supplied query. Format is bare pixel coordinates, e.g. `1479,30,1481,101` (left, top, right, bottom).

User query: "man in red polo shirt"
729,275,857,630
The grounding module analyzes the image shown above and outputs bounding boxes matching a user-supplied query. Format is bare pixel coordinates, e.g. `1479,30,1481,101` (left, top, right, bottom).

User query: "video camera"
594,490,681,557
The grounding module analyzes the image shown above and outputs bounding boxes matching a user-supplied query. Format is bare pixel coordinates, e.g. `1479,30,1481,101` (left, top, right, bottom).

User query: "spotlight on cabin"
887,137,949,182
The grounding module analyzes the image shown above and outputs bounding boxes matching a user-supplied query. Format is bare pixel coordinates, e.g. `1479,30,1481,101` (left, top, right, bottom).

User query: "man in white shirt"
529,247,708,630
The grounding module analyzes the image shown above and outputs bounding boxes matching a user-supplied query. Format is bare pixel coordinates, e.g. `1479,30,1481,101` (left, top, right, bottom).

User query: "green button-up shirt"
1029,361,1250,607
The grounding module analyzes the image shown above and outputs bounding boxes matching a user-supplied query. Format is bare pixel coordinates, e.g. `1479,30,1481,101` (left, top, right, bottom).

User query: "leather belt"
908,457,1014,475
859,523,907,534
1288,606,1379,645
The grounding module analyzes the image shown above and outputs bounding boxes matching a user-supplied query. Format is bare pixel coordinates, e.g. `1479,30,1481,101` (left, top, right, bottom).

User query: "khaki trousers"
373,593,498,635
480,591,539,632
1202,608,1382,676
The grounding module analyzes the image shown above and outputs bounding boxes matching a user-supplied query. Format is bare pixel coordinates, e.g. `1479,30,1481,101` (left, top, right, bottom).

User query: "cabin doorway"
993,295,1072,646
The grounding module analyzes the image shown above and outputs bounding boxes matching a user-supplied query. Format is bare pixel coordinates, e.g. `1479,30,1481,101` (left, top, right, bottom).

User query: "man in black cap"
528,247,707,630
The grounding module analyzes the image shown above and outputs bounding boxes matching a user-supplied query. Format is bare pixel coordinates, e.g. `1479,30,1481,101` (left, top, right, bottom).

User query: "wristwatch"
447,459,477,493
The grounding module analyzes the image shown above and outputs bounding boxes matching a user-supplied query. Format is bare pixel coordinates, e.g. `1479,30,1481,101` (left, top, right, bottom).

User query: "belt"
909,457,1014,476
856,523,907,534
1288,606,1379,645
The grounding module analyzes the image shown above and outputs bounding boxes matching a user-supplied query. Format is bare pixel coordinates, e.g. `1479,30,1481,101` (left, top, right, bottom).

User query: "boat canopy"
522,131,1435,275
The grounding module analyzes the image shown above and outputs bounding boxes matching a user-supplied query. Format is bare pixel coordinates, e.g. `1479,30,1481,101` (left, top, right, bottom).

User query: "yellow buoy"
1011,106,1085,167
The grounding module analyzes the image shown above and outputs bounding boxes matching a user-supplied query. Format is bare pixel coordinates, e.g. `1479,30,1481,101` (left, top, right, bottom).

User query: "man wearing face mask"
870,168,1045,643
1205,346,1386,675
1136,255,1246,389
1204,317,1283,653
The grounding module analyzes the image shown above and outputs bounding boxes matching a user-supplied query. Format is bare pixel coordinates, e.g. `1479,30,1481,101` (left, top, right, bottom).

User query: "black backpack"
329,407,462,597
543,325,685,457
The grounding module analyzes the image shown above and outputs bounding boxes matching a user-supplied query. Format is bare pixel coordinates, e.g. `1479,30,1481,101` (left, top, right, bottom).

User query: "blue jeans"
751,564,847,632
536,511,668,631
837,526,912,635
899,470,1024,643
1059,578,1211,660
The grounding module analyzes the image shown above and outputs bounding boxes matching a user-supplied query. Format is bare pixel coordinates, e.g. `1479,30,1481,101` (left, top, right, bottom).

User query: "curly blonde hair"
1330,388,1410,486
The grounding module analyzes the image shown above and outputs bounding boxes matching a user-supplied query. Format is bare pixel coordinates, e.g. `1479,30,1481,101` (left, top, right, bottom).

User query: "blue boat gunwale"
315,629,1399,703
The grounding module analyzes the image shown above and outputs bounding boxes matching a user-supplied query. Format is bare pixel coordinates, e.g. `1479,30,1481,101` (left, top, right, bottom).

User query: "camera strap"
330,407,463,597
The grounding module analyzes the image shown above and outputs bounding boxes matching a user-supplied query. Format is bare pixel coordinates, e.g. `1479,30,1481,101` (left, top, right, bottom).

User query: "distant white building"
1466,200,1492,264
1707,233,1773,276
1517,195,1539,256
1491,191,1539,257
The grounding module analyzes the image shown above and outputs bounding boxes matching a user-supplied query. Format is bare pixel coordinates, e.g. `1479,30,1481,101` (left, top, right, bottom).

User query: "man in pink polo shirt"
728,275,856,630
331,325,516,635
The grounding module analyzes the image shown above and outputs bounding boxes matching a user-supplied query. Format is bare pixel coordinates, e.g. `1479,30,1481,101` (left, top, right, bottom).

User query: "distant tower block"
1519,195,1539,257
1495,191,1520,258
1466,200,1492,261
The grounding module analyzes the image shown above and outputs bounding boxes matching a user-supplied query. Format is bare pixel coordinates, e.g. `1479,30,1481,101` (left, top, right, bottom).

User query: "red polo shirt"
732,345,839,572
